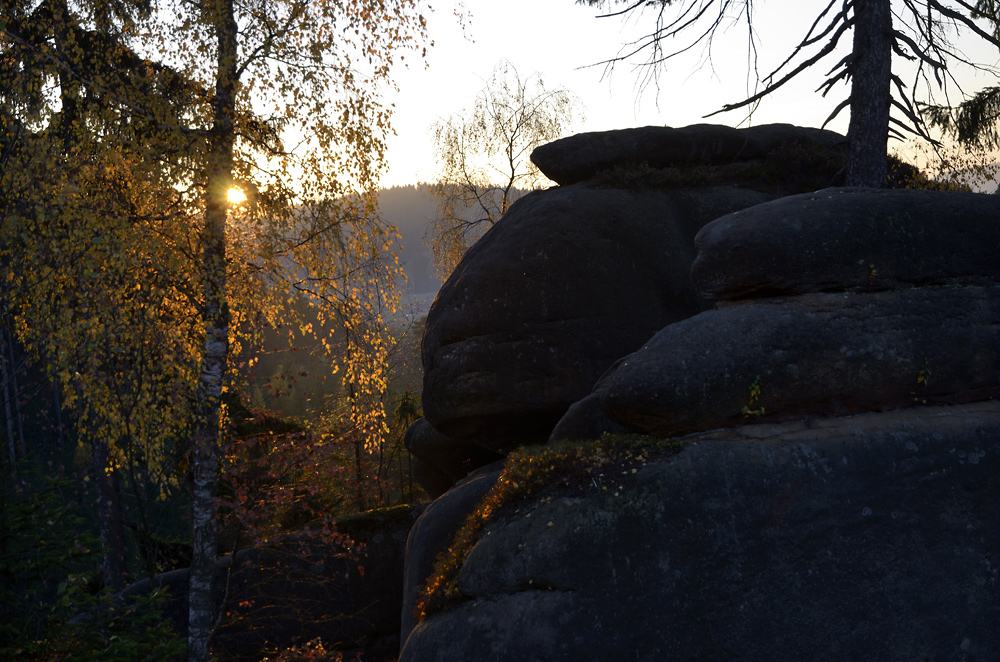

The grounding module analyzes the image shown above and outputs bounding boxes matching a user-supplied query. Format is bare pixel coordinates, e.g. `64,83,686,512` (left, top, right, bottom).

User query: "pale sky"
380,0,1000,188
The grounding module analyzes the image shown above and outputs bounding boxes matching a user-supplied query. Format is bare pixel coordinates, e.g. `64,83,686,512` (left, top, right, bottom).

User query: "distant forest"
379,184,445,297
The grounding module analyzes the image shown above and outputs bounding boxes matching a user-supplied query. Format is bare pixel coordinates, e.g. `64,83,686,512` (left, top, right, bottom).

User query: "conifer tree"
578,0,1000,187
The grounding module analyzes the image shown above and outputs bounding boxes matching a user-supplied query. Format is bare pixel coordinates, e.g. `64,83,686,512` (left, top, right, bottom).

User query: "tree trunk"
188,0,237,659
1,328,15,465
91,438,127,591
52,379,66,450
6,333,24,458
846,0,892,187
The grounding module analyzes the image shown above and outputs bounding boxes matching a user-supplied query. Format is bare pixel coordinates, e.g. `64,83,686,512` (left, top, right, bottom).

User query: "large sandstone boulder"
554,188,1000,442
692,187,1000,300
400,402,1000,662
530,123,845,186
422,183,775,454
398,465,503,651
587,285,1000,438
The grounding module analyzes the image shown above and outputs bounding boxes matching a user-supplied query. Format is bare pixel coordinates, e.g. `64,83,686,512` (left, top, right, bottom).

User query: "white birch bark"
188,0,237,658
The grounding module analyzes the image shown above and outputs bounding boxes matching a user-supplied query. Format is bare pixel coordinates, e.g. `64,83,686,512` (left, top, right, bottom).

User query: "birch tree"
578,0,1000,187
428,60,580,279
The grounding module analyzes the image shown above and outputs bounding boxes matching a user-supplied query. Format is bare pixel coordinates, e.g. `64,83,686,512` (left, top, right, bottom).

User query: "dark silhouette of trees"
578,0,1000,187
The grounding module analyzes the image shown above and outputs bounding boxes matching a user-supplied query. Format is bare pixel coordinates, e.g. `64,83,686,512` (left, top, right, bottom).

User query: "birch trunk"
91,438,127,591
1,328,15,464
846,0,893,187
188,0,237,659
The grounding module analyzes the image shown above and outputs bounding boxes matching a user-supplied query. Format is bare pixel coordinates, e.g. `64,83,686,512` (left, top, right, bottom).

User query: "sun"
227,187,247,204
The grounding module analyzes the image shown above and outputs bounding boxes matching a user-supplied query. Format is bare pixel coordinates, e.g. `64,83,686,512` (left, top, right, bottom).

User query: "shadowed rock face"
593,285,1000,438
421,183,775,455
398,466,503,650
404,418,503,499
554,187,1000,442
401,403,1000,662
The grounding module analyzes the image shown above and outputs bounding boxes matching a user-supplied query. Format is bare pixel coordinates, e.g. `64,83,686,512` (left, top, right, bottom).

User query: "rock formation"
404,419,502,499
400,403,1000,661
530,123,845,186
554,187,1000,439
691,187,1000,299
400,127,1000,660
398,465,503,647
414,123,848,494
420,184,773,452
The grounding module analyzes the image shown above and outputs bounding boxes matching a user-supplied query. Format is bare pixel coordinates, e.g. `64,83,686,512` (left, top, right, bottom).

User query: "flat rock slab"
422,184,774,451
692,187,1000,300
530,123,844,186
589,285,1000,438
400,402,1000,662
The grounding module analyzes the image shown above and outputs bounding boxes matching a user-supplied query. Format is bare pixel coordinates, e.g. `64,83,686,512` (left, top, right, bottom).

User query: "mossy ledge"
413,433,688,622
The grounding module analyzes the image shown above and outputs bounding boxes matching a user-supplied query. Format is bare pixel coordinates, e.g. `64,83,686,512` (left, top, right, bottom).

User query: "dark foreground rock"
401,402,1000,662
530,123,845,186
119,505,423,662
692,187,1000,300
422,183,774,454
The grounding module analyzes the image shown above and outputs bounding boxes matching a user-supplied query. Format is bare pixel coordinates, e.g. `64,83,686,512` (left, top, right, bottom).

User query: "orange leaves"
218,409,349,550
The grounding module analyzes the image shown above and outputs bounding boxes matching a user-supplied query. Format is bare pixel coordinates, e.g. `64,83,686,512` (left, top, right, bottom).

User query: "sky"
379,0,1000,188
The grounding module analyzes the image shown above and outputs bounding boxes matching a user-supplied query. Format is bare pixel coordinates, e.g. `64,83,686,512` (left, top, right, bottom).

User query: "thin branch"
594,0,648,19
820,96,851,128
706,15,852,117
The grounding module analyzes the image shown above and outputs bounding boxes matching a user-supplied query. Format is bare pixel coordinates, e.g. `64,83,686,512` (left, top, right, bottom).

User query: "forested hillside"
378,184,444,299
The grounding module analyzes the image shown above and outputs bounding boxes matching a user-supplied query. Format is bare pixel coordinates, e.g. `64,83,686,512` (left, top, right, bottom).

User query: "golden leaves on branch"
2,0,429,498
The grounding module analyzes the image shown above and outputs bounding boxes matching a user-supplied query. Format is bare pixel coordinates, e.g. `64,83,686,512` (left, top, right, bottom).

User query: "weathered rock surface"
581,285,1000,438
692,187,1000,300
118,506,423,662
404,418,503,499
399,466,503,650
401,402,1000,662
548,392,630,443
422,183,775,453
530,123,845,186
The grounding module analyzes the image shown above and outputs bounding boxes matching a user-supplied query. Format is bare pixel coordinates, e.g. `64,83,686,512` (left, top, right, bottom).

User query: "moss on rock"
413,433,686,622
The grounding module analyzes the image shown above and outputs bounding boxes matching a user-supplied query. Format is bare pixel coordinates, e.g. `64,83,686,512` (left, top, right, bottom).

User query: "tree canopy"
2,0,430,658
578,0,1000,187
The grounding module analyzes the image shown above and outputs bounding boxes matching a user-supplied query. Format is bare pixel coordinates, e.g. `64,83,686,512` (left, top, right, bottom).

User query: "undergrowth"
587,141,969,194
413,433,687,623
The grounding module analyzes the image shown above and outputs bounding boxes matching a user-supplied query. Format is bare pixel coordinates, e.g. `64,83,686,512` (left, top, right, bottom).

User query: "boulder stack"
553,187,1000,440
414,123,851,495
400,129,1000,661
401,402,1000,662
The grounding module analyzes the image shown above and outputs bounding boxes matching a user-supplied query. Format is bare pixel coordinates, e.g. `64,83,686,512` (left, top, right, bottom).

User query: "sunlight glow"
227,187,247,204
